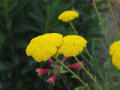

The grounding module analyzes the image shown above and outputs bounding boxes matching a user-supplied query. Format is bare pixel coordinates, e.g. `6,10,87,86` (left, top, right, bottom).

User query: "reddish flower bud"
68,62,83,69
62,56,68,62
48,58,54,64
36,68,51,78
47,74,56,85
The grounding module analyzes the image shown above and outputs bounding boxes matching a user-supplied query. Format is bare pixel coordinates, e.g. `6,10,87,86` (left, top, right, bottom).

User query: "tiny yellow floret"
33,46,57,62
26,33,63,62
57,35,87,57
58,10,79,22
109,40,120,69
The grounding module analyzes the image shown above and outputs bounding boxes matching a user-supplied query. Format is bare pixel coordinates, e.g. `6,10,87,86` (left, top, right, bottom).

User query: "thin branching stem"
60,76,71,90
53,57,91,90
107,0,120,36
92,0,108,39
74,56,103,90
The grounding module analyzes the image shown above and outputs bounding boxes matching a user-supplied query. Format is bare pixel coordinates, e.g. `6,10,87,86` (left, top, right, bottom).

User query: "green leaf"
0,62,6,71
12,55,20,65
60,69,69,74
74,86,86,90
14,24,40,33
71,75,78,79
0,33,5,48
0,82,3,88
8,0,18,12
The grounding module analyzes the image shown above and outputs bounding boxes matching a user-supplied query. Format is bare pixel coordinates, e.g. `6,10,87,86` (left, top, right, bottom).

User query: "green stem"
80,53,93,66
53,57,91,90
69,20,102,77
69,16,103,88
69,22,79,35
60,76,71,90
84,48,94,62
74,57,103,90
99,38,109,53
3,0,9,24
3,0,12,35
107,0,120,36
84,48,102,77
92,0,108,39
3,0,15,55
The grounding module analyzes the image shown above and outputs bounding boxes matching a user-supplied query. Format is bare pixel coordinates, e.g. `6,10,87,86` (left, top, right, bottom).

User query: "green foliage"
74,86,87,90
1,0,118,90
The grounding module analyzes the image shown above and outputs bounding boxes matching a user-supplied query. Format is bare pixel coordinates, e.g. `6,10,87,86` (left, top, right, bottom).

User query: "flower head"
58,10,79,22
68,62,83,69
36,68,51,78
109,40,120,56
57,35,87,57
32,46,57,62
47,74,56,85
109,40,120,69
112,55,120,69
26,33,63,62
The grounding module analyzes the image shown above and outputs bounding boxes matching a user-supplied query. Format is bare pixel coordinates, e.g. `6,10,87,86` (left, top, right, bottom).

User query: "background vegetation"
0,0,120,90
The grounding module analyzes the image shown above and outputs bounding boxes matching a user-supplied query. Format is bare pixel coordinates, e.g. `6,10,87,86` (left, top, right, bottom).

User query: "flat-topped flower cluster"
109,40,120,69
26,33,87,62
58,10,79,22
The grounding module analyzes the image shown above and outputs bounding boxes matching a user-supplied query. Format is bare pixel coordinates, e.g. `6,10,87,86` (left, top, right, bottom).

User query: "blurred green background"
0,0,110,90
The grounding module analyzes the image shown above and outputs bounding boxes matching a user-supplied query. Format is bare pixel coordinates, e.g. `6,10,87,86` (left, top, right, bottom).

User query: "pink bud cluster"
35,57,83,85
36,58,56,85
62,56,83,69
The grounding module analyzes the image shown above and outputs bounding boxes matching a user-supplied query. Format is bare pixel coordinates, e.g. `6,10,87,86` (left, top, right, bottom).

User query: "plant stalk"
74,56,103,90
53,57,91,90
69,22,79,35
92,0,108,39
107,0,120,36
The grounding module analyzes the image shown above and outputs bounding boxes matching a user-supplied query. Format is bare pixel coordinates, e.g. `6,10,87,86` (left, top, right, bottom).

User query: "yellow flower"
109,40,120,56
32,46,57,62
30,33,63,47
26,33,63,62
112,54,120,69
109,40,120,69
58,10,79,22
57,35,87,57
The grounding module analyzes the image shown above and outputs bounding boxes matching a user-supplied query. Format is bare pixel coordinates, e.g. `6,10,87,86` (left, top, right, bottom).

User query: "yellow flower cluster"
109,40,120,69
26,33,63,62
58,10,79,22
26,33,87,62
57,35,87,57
